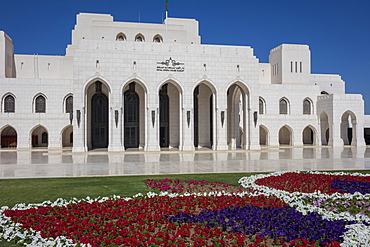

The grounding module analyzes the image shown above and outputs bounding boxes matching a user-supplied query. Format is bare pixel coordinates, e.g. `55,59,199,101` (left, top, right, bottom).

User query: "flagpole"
165,0,168,42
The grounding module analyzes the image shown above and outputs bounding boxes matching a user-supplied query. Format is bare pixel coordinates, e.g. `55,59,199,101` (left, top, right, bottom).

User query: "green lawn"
0,173,262,208
1,170,369,246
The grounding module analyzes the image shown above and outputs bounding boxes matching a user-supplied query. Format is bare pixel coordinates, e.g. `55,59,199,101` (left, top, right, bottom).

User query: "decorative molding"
115,110,119,128
254,111,258,127
221,111,225,128
151,110,156,127
76,110,81,128
157,57,184,72
187,111,191,128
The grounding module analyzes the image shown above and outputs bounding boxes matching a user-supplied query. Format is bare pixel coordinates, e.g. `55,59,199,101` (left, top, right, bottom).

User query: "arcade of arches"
1,80,367,149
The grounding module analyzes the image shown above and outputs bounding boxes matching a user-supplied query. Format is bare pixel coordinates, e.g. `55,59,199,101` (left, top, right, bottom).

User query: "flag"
166,0,168,12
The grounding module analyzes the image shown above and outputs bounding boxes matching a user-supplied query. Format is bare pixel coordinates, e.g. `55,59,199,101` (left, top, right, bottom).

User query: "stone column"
352,120,366,147
181,108,195,151
145,108,160,151
17,130,31,149
72,108,87,152
215,108,228,150
108,108,124,151
249,109,261,150
328,122,343,147
48,128,61,149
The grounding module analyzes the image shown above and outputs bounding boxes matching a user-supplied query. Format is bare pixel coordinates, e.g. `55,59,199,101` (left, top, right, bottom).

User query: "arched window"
35,95,46,113
65,95,73,113
135,34,145,42
116,33,126,41
321,91,329,95
279,98,288,114
259,98,265,114
303,99,311,115
41,132,48,144
4,95,15,113
153,35,163,43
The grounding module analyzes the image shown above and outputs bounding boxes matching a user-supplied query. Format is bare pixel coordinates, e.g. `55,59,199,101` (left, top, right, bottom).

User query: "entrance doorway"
91,93,108,148
302,126,315,145
124,83,139,148
159,84,169,147
1,126,17,147
193,84,214,148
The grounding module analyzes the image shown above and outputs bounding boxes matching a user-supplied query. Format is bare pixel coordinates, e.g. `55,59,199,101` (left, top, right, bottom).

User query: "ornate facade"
0,13,367,151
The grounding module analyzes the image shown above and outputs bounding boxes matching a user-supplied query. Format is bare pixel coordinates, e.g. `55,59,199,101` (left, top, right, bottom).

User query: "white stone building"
0,13,368,151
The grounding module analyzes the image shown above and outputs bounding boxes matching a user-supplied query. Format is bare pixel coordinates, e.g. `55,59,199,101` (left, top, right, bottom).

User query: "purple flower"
167,205,353,244
330,179,370,194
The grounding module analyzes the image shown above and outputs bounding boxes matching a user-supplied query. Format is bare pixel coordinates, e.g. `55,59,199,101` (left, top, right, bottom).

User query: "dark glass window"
303,99,311,115
135,35,144,42
4,95,15,113
66,96,73,113
41,132,48,143
279,99,288,114
259,98,264,114
35,95,46,113
153,35,162,43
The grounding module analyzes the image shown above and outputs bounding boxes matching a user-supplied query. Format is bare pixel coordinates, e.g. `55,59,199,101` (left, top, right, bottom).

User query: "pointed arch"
227,81,249,149
2,93,16,113
84,79,111,150
278,125,293,145
225,79,251,95
1,125,17,147
259,125,269,146
259,97,266,114
193,79,217,149
158,79,183,148
116,32,127,41
157,78,184,94
30,125,49,147
122,79,147,149
63,93,73,113
83,75,112,95
153,34,163,43
134,33,145,42
61,125,73,147
33,93,47,113
341,110,357,145
279,97,290,114
121,77,149,95
303,97,313,115
302,125,316,145
192,78,218,95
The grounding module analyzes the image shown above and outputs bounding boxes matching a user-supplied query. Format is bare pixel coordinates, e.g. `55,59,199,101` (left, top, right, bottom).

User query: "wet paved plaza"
0,146,370,179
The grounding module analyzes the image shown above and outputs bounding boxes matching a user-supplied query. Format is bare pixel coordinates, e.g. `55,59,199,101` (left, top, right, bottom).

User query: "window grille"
303,99,311,115
66,96,73,113
279,99,288,114
35,95,46,113
4,95,15,113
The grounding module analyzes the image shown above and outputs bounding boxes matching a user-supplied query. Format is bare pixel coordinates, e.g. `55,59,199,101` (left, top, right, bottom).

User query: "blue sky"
1,0,370,114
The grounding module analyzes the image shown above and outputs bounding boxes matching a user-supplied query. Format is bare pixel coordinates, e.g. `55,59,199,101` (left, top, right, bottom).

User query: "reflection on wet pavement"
0,147,369,178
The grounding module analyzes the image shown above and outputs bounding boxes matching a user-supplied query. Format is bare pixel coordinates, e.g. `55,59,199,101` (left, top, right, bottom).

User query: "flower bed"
239,171,370,246
1,171,370,246
145,178,251,194
252,171,370,194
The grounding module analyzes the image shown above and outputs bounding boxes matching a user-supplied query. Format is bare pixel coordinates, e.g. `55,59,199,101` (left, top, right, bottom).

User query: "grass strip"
0,170,369,246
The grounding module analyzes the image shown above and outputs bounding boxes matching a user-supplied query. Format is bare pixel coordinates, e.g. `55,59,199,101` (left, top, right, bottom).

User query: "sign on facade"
157,57,184,72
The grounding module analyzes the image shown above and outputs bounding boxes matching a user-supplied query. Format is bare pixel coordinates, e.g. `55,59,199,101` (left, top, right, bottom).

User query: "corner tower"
269,44,310,84
0,31,16,78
